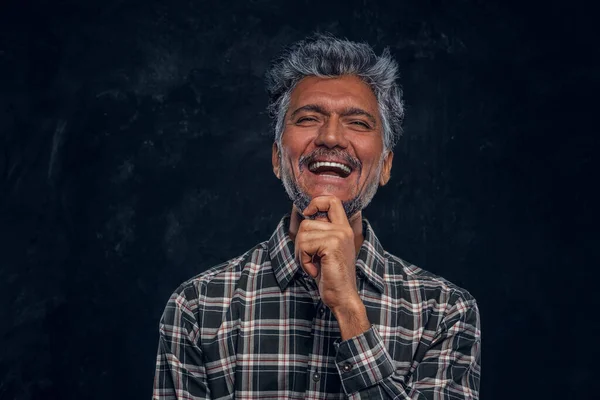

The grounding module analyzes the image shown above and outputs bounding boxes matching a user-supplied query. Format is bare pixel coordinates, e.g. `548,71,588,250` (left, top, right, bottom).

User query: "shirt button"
342,363,352,372
312,372,321,382
319,307,326,315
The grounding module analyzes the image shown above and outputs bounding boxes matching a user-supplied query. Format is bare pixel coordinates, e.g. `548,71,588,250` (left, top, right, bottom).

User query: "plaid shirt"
153,214,481,399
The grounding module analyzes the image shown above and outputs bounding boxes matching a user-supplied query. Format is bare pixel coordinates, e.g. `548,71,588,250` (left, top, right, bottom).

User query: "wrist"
330,295,364,317
332,298,370,340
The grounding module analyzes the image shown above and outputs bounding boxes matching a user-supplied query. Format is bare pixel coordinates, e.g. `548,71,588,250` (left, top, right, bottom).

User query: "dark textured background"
1,0,597,398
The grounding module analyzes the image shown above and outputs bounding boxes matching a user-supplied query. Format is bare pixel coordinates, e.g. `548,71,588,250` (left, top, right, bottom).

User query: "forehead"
289,75,379,116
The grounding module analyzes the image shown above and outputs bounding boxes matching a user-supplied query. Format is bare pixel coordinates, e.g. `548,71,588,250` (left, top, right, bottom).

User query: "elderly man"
153,34,481,399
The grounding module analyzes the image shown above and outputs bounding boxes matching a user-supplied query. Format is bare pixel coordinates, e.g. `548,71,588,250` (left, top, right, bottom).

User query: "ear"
379,150,394,186
272,142,281,179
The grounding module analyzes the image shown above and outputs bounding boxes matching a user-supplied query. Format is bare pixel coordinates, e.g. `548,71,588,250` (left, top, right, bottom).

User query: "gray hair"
265,33,405,152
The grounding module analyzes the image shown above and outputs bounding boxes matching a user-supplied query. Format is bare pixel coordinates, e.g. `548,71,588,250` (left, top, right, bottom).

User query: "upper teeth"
309,161,351,174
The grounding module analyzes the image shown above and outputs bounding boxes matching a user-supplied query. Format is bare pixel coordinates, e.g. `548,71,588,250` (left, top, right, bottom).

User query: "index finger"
302,195,349,226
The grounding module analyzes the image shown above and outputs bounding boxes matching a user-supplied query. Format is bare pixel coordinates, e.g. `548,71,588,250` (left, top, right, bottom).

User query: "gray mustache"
299,149,361,170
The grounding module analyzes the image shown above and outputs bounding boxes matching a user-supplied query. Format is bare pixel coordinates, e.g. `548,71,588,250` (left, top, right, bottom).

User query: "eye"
350,120,371,128
297,116,318,124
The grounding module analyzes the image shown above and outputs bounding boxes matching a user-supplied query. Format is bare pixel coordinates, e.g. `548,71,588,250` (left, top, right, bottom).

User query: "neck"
287,204,365,254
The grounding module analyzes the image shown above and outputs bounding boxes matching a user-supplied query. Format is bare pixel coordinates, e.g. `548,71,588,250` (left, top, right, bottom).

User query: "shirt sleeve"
334,293,481,399
153,285,211,400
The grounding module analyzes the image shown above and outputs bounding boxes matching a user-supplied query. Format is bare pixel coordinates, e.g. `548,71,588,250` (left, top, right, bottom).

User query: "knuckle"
301,221,314,231
331,234,343,246
298,220,309,231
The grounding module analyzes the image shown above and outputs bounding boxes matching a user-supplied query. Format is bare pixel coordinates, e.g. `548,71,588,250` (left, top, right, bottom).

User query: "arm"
153,287,211,400
335,293,481,400
294,197,481,398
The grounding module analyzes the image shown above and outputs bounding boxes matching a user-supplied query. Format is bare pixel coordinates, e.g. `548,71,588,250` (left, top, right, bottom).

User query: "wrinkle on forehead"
288,75,380,123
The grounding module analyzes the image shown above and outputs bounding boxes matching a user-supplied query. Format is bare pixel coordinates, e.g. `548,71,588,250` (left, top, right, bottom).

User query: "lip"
305,167,355,183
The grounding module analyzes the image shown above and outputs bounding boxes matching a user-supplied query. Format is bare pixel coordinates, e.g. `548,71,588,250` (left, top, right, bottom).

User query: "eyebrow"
290,104,377,126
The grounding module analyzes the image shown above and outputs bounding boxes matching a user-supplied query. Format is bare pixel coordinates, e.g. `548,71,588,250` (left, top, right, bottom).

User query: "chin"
306,189,354,202
299,181,355,198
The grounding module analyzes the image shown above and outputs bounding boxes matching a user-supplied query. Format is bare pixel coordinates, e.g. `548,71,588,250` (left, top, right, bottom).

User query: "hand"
294,195,361,313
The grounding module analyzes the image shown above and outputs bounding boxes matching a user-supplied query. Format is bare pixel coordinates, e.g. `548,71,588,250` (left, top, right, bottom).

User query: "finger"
294,238,321,279
295,233,324,273
296,236,331,279
295,234,345,272
295,234,325,263
299,250,320,279
298,219,338,233
296,229,345,249
303,195,348,226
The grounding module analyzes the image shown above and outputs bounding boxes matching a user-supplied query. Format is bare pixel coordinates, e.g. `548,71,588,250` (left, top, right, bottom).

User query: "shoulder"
384,251,478,313
161,241,270,318
383,252,480,341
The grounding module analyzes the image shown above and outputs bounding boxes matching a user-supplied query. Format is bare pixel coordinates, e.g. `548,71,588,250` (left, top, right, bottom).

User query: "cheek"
280,150,302,176
358,155,385,181
281,139,311,165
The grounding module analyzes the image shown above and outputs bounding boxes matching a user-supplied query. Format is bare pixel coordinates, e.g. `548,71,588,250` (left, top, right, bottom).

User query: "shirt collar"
268,213,386,294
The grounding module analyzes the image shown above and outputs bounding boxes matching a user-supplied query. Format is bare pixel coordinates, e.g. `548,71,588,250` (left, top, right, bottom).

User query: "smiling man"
153,34,481,399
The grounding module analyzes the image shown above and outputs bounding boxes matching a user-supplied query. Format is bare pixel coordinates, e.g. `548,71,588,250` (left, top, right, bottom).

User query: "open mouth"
307,160,352,178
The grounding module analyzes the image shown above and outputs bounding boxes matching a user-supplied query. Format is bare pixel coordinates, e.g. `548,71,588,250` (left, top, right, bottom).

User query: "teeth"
309,161,351,175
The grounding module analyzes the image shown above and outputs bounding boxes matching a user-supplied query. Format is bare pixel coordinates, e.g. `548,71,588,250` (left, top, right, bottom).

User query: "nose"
314,116,349,149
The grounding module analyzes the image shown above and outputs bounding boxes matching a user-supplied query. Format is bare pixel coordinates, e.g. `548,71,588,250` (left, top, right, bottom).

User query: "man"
153,34,481,399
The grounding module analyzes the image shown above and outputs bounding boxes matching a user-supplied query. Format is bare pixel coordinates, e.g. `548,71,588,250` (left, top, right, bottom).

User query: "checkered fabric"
153,214,481,399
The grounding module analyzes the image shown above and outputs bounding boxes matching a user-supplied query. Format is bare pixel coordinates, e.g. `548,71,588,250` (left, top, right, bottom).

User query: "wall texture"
0,0,597,398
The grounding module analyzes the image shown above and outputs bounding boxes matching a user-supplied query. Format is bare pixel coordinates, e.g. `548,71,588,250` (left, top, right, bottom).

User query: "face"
272,75,393,219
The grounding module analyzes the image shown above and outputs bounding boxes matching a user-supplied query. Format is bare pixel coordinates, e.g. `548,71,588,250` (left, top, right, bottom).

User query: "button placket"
315,299,327,318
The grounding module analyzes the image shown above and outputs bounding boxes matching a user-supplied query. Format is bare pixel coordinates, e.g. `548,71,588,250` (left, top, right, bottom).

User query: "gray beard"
279,153,383,220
